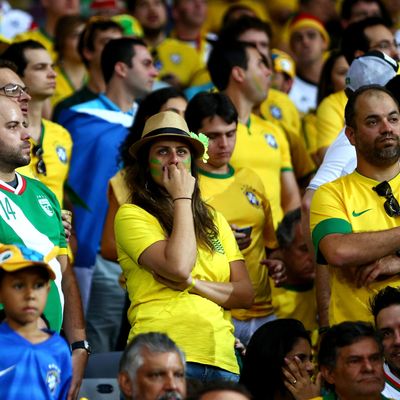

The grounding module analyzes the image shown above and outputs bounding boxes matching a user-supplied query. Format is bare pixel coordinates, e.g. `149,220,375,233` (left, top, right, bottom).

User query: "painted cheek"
251,73,266,94
149,158,163,178
182,156,191,172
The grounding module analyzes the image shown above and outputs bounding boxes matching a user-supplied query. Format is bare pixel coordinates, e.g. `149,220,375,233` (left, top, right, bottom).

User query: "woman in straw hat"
114,111,254,382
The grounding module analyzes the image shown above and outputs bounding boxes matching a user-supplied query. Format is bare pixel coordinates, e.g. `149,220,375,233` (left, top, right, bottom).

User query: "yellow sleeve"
316,91,346,151
275,126,293,171
115,204,166,264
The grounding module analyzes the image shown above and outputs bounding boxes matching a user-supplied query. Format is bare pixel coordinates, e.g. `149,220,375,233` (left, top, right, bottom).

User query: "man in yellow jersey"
208,39,300,228
2,40,71,208
310,85,400,325
128,0,204,89
13,0,80,61
218,16,316,190
53,17,123,121
186,91,285,345
274,208,317,333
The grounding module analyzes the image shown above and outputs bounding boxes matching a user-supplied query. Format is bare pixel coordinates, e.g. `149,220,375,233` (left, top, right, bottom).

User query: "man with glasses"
2,40,72,208
310,85,400,326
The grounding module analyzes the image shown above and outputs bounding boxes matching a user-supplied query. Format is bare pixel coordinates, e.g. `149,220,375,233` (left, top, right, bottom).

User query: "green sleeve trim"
281,167,294,172
312,218,352,264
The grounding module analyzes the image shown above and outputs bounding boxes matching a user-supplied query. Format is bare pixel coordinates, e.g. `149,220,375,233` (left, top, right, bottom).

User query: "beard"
357,134,400,167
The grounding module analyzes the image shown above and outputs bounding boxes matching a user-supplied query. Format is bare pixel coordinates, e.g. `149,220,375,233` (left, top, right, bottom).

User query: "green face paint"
149,158,162,178
183,156,192,173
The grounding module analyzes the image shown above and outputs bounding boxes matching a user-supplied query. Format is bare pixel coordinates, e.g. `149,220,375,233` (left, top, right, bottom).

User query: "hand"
354,255,400,288
231,224,252,250
163,162,195,200
68,349,88,400
234,337,246,357
61,209,72,242
152,271,192,291
261,258,287,287
282,356,321,400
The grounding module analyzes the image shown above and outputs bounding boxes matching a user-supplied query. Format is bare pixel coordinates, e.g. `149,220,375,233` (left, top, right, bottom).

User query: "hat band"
144,127,190,139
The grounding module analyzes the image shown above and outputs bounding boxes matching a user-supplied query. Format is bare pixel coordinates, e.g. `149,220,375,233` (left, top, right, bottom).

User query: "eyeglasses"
373,180,400,217
0,83,29,98
32,145,47,176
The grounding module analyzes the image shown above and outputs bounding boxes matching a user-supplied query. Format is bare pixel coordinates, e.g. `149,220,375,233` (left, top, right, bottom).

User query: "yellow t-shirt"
115,205,242,374
17,119,72,206
199,166,278,320
230,113,293,227
51,65,87,108
151,38,204,88
316,90,347,152
13,28,56,60
310,170,400,325
270,282,317,332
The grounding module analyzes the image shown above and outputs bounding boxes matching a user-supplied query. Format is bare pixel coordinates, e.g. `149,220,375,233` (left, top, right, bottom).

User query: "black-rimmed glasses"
32,145,47,176
373,180,400,217
0,83,29,98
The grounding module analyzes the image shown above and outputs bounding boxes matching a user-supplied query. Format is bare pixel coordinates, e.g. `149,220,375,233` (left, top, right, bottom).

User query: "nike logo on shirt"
352,209,372,217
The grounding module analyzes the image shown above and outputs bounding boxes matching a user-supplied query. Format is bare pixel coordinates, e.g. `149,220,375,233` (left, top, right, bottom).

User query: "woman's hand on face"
152,271,193,291
282,356,321,400
163,162,195,200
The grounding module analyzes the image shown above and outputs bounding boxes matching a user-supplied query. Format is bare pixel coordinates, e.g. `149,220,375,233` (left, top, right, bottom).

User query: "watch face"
72,340,92,354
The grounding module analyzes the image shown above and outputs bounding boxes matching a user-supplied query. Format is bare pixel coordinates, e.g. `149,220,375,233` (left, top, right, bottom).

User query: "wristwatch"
71,340,92,355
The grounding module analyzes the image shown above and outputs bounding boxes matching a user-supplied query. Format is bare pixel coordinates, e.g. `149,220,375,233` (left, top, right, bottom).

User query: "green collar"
198,164,234,179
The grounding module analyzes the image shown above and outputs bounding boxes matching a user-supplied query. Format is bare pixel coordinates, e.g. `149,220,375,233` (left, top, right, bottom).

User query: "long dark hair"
240,319,311,400
125,141,219,252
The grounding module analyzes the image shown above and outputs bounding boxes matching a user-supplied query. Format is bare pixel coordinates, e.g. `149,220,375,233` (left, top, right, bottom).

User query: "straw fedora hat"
129,111,206,158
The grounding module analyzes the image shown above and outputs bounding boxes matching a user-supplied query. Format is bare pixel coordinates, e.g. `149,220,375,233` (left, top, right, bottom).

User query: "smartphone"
236,226,252,237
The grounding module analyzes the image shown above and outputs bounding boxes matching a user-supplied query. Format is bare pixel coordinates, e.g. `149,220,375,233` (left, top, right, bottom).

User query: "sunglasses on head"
32,145,47,176
373,180,400,217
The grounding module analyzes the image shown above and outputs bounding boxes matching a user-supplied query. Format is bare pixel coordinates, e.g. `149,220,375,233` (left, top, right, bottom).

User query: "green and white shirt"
0,173,66,331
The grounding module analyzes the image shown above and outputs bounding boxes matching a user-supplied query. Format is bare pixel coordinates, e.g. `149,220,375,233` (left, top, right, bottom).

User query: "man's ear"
115,61,128,78
118,371,134,399
345,125,356,146
320,365,335,385
231,65,245,84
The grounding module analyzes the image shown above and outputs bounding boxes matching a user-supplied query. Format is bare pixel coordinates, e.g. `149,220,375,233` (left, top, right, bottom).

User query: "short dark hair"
341,16,390,64
185,92,238,134
345,84,398,128
276,208,301,248
0,59,18,73
101,37,146,84
1,40,46,76
127,0,166,13
340,0,391,25
188,380,251,400
240,319,311,400
77,16,123,67
207,40,250,91
219,15,272,43
318,321,383,370
370,286,400,321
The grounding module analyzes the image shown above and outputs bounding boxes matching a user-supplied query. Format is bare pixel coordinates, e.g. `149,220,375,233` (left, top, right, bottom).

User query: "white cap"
345,50,398,92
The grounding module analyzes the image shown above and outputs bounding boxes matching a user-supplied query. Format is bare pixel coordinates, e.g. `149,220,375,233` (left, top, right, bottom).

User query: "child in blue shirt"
0,243,72,399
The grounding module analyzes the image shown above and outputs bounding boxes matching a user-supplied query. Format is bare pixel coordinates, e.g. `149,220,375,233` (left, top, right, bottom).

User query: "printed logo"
0,250,12,263
0,365,16,377
170,53,182,64
264,134,278,149
37,195,54,217
46,364,61,395
211,237,225,254
269,105,282,120
56,146,67,164
245,191,260,206
352,209,372,217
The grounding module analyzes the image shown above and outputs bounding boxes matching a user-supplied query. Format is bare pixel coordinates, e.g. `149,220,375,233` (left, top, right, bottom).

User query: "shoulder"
42,119,72,139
